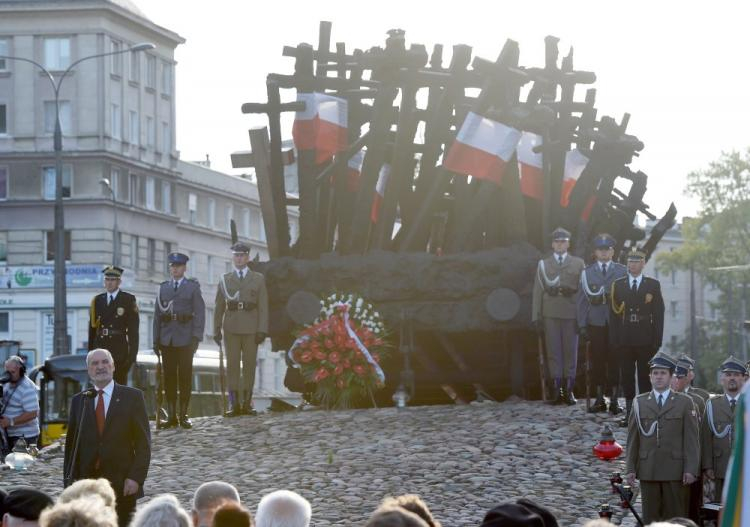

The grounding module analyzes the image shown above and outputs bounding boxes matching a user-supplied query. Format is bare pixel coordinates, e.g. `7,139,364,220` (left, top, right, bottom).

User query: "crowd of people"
0,480,707,527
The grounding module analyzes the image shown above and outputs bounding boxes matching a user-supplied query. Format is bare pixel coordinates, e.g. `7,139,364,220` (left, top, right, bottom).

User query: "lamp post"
0,42,154,356
100,178,118,265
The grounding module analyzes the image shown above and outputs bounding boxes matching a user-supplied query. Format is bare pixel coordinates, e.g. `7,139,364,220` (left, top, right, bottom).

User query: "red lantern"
593,424,623,461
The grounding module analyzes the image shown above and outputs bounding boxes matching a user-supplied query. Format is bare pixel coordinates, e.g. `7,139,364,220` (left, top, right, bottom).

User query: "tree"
657,149,750,389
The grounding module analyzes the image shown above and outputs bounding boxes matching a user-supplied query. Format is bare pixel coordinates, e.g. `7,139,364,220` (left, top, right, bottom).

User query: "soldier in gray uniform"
153,252,205,429
213,242,269,417
576,233,627,414
532,227,586,405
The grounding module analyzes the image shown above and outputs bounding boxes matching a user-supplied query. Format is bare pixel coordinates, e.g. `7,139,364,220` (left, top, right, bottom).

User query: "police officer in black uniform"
88,265,139,385
610,247,665,426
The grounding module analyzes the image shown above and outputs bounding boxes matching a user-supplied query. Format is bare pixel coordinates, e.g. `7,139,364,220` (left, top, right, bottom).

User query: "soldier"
625,352,700,524
213,242,269,417
532,227,586,405
88,266,139,385
701,356,748,500
153,253,205,429
576,233,627,414
679,354,711,402
610,247,665,425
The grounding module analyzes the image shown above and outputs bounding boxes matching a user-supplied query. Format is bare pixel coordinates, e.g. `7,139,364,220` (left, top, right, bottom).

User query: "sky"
142,1,750,221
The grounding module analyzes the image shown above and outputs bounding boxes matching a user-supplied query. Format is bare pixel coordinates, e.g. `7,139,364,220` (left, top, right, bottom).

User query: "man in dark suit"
88,266,140,385
610,247,665,426
63,348,151,527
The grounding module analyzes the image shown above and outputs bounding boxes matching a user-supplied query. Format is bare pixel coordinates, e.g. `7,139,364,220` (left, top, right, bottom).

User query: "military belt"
227,301,255,311
97,328,124,337
160,313,193,323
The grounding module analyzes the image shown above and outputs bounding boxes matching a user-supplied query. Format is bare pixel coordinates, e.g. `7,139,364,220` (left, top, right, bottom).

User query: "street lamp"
100,178,118,265
0,42,154,356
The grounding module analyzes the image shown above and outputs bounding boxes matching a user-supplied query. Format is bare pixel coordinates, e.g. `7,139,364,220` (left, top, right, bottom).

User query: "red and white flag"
370,164,391,223
516,132,543,199
345,149,365,193
560,148,590,207
443,112,521,185
291,92,348,164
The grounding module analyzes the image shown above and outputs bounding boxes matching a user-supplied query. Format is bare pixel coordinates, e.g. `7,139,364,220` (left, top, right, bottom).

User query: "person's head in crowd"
582,521,613,527
365,507,428,527
39,496,116,527
255,490,311,527
192,481,241,527
131,494,192,527
58,478,116,510
666,519,699,527
1,487,54,527
379,495,439,527
645,523,683,527
211,502,253,527
479,500,558,527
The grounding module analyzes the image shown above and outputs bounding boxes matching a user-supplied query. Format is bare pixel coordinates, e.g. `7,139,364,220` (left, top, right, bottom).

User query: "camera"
0,371,11,384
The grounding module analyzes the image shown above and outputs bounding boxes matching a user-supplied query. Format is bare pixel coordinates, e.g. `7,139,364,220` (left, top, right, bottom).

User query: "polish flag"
370,164,391,223
516,132,544,199
560,148,590,207
345,150,365,193
291,92,348,164
443,112,521,185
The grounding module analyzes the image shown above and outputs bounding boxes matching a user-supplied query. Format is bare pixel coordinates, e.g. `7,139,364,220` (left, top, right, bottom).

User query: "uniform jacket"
63,384,151,498
153,278,205,348
88,291,139,365
686,390,706,419
576,261,627,328
701,395,735,480
609,275,665,348
213,269,268,335
689,386,711,403
626,390,700,481
532,253,586,321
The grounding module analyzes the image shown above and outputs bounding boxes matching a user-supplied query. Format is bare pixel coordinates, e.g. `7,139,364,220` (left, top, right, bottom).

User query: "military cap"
721,356,748,375
0,486,54,520
593,233,616,249
102,265,124,278
649,351,677,371
167,252,189,265
551,227,571,241
231,241,251,254
678,354,696,369
626,247,646,261
674,358,692,377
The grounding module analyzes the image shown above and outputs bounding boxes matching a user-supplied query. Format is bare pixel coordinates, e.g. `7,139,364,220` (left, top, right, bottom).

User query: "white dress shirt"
653,388,671,406
627,273,643,290
106,289,120,304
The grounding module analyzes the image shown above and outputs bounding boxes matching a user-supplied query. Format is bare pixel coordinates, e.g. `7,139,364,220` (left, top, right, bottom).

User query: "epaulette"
188,277,198,282
613,276,628,284
160,280,170,285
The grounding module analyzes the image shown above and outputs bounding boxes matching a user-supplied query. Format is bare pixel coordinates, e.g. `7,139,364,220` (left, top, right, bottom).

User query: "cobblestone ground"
2,399,642,526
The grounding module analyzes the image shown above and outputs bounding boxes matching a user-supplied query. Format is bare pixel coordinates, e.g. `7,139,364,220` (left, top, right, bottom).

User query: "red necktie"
96,390,105,436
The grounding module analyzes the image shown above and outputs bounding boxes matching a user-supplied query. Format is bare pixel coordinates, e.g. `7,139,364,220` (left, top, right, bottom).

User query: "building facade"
0,0,298,403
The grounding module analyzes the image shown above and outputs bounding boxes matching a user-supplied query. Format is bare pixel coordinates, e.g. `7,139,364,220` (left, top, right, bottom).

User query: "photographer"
0,355,40,449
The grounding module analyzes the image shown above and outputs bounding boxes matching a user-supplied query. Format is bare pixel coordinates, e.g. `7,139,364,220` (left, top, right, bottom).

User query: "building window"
146,116,155,147
225,204,233,231
0,167,7,199
0,232,7,263
671,271,677,285
146,55,156,88
111,39,122,75
129,50,140,82
207,255,215,284
188,193,197,224
147,238,156,272
129,111,139,144
111,103,121,139
129,173,138,205
241,208,250,237
161,181,171,213
259,215,266,242
207,198,216,229
670,301,678,319
43,38,71,70
44,101,71,134
0,312,8,337
45,230,71,262
145,176,155,210
161,61,172,95
110,168,120,200
42,166,72,200
0,39,8,70
161,122,170,153
0,104,6,134
164,241,172,273
131,235,139,270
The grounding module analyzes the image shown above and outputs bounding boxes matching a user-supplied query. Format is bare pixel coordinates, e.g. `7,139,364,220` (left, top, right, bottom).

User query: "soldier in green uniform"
625,351,700,524
701,356,748,501
88,266,139,385
679,354,711,403
213,242,269,417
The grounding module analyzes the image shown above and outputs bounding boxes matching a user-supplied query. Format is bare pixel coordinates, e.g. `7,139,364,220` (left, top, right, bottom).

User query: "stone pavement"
2,399,641,526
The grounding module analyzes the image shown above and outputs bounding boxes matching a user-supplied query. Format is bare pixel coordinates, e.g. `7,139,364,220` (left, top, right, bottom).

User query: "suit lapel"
716,396,733,421
104,384,121,433
643,393,659,415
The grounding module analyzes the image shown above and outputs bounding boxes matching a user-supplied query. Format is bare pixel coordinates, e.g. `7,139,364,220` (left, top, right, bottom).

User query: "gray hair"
59,478,116,509
131,494,191,527
39,495,117,527
86,348,114,366
255,490,311,527
192,481,240,512
4,355,25,369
